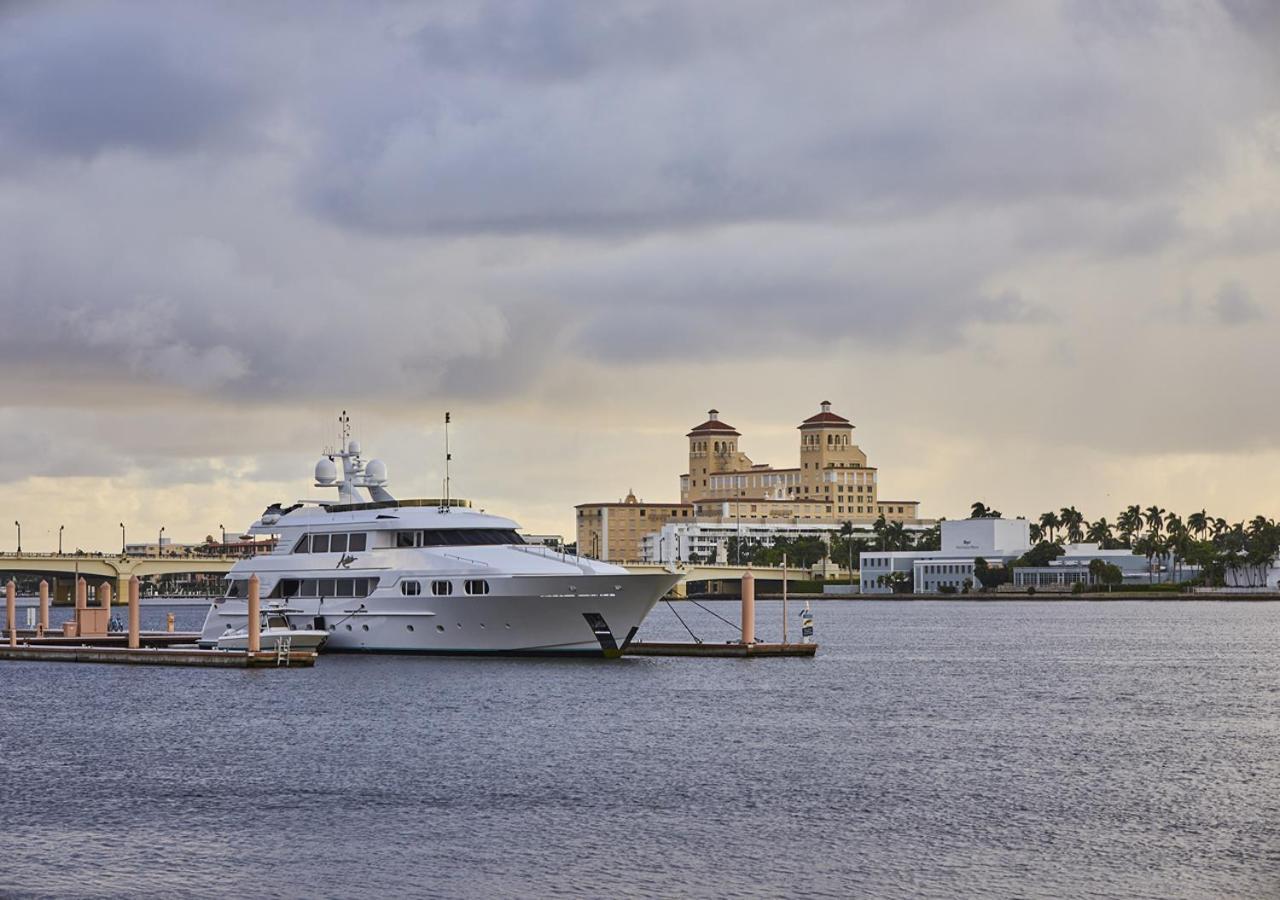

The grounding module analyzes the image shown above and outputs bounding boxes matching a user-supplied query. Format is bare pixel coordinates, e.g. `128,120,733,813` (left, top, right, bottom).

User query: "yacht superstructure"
198,430,680,655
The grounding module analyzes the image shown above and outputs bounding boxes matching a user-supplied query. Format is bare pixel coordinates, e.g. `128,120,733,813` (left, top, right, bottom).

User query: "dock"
625,640,817,657
2,574,315,668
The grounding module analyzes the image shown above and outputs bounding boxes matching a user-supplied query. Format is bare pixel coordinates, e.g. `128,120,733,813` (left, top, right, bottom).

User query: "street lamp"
158,526,165,557
59,525,64,555
14,520,20,554
220,524,226,545
120,522,126,556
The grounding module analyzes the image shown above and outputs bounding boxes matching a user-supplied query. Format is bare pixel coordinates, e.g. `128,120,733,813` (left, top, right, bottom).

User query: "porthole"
480,623,486,629
456,622,462,629
505,623,511,629
361,624,369,632
406,624,414,632
329,625,336,631
436,624,444,633
345,624,352,631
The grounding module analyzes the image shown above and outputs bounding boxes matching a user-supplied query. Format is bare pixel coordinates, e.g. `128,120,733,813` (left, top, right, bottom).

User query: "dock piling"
741,568,755,645
38,580,48,636
128,576,140,649
247,574,260,654
6,579,15,648
76,577,87,612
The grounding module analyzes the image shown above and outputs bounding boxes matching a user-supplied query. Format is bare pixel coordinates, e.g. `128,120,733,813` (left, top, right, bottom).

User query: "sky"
2,0,1279,551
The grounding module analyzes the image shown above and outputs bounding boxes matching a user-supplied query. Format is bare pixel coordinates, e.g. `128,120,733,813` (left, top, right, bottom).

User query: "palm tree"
873,513,888,551
1029,523,1044,543
839,521,855,582
1144,505,1166,538
1117,506,1142,548
1187,510,1209,541
970,502,989,519
1039,511,1060,543
1086,518,1113,546
881,521,912,552
1060,506,1085,544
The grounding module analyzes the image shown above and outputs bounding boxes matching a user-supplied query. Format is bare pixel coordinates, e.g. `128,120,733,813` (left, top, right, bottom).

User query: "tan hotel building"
576,402,924,562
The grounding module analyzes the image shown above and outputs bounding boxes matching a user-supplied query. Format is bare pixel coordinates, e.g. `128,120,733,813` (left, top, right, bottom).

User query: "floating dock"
625,641,817,658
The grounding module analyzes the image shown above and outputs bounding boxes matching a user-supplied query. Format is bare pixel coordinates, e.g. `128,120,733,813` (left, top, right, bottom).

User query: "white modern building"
860,518,1031,593
641,520,933,565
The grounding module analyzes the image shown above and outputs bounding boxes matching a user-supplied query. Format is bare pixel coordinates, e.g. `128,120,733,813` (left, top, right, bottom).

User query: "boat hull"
197,573,680,656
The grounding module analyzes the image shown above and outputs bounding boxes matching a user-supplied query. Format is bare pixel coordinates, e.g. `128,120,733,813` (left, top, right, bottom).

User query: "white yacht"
198,431,680,656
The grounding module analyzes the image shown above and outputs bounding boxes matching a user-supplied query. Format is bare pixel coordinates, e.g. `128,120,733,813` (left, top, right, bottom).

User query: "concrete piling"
166,613,174,633
247,574,261,654
6,580,15,648
128,576,140,650
76,577,87,612
100,581,112,612
38,580,49,636
741,568,755,645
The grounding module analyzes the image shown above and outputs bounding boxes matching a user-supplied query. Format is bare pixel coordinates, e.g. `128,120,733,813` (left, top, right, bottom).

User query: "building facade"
577,402,926,562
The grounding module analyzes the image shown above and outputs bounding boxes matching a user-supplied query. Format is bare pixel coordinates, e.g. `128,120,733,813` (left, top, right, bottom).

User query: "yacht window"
301,580,317,597
464,579,490,596
282,580,300,598
266,614,288,629
312,534,330,553
225,580,244,598
396,531,416,549
349,533,367,552
293,535,310,554
330,533,348,554
431,580,452,596
402,580,421,596
337,580,355,598
317,578,336,597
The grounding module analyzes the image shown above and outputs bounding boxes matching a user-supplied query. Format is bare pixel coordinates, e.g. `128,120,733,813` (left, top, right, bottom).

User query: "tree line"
969,501,1280,587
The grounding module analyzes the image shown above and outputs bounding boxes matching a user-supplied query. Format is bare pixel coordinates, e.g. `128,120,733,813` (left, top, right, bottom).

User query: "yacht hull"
198,573,679,656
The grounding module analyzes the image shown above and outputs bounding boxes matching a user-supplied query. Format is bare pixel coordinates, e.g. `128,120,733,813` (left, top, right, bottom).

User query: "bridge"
621,562,814,597
0,553,238,604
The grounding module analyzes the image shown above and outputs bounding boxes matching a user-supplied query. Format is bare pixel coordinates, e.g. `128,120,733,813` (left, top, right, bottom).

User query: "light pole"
14,520,20,554
120,522,126,556
219,524,226,546
59,525,64,555
158,526,165,557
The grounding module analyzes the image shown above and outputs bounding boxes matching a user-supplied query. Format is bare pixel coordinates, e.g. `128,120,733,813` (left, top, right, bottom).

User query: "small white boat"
215,606,328,652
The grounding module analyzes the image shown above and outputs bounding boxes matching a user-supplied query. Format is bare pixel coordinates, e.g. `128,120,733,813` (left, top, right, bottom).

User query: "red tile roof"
798,410,852,428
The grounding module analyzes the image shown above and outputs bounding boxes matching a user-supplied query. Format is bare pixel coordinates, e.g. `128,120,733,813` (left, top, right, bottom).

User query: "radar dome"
348,439,361,455
364,458,388,485
314,457,338,485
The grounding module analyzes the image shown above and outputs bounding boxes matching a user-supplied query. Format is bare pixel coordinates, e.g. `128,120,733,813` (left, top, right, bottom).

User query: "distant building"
577,402,927,562
640,520,933,565
861,519,1187,593
861,519,1031,594
521,533,565,550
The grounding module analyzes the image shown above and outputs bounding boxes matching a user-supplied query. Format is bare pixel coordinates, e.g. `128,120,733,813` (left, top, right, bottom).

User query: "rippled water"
2,600,1278,899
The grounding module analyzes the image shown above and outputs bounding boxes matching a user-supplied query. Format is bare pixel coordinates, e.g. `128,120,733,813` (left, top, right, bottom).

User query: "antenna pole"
444,411,452,509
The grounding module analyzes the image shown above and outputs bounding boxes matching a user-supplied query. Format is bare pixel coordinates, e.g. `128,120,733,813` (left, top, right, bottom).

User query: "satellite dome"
314,457,338,485
348,439,361,455
364,458,388,485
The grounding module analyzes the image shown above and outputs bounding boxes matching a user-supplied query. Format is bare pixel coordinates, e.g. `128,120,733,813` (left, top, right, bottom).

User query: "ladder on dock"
275,635,292,667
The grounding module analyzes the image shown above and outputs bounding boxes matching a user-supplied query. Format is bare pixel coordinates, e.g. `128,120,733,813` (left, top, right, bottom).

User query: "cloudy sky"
2,0,1279,550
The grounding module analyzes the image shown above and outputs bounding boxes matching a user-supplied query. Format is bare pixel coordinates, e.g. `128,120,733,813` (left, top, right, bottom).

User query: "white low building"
860,518,1031,594
640,520,931,565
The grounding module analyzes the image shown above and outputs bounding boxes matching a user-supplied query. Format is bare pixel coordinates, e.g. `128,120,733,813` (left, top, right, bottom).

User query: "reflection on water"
1,600,1277,899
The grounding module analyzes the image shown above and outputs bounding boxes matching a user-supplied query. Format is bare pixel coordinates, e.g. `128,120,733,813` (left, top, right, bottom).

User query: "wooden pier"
625,640,817,658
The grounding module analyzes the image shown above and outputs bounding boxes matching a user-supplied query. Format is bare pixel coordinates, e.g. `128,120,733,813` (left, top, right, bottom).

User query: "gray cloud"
0,4,259,160
0,0,1278,536
1212,281,1266,325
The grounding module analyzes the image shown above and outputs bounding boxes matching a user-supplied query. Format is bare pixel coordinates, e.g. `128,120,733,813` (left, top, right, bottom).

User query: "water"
1,600,1278,899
